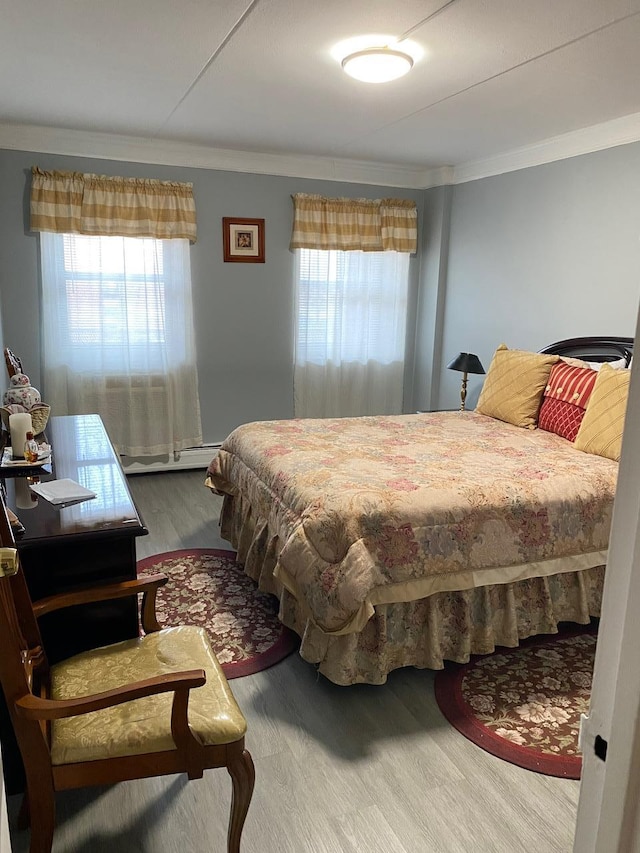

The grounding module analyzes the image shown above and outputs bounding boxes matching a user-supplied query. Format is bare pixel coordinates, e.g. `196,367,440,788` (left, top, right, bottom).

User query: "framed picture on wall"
222,217,265,263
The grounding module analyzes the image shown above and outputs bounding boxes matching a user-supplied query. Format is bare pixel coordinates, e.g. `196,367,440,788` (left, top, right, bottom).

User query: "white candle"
9,412,33,460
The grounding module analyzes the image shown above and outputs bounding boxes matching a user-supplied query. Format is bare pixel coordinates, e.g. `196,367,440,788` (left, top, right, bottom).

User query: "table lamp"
447,352,485,411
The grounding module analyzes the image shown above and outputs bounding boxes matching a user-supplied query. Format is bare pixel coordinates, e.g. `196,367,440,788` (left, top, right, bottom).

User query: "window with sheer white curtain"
40,231,202,457
294,248,410,418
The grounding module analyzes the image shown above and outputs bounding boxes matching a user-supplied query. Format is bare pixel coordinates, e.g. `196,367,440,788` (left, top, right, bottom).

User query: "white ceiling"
3,0,640,185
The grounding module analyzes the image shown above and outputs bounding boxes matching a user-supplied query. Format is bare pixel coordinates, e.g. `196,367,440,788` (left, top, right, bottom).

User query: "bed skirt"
219,492,605,686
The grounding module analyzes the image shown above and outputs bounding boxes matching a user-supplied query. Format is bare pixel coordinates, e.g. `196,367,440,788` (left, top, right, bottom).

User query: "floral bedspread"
207,412,617,636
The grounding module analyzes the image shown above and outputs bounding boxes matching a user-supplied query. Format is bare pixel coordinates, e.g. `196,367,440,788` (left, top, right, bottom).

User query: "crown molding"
452,111,640,185
0,122,433,189
2,111,640,190
417,165,455,189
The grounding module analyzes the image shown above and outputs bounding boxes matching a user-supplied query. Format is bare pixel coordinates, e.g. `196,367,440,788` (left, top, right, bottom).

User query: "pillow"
475,345,559,429
607,357,629,370
538,362,598,441
560,356,592,369
585,358,628,371
574,363,631,461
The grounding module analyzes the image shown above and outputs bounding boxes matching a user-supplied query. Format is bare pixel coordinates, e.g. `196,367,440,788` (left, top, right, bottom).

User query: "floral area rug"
434,628,597,778
137,548,299,679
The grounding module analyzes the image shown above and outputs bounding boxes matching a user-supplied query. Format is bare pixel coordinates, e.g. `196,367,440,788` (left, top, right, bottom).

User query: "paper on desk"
29,478,96,506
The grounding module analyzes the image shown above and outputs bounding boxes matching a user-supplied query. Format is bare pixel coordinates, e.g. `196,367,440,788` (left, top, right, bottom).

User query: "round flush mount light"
341,47,414,83
332,35,422,84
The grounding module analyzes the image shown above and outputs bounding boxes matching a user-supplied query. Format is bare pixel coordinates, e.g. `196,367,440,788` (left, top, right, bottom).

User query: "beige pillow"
475,344,559,428
574,363,631,461
561,356,592,369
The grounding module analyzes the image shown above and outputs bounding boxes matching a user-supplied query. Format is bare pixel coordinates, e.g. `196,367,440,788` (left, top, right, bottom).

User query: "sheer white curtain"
294,248,410,418
40,231,202,456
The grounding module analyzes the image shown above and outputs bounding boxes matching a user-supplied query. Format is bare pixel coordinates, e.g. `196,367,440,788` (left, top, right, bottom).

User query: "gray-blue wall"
0,150,422,443
434,144,640,410
1,140,639,438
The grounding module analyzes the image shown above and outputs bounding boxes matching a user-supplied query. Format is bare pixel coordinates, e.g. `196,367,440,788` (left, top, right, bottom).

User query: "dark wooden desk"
1,413,148,792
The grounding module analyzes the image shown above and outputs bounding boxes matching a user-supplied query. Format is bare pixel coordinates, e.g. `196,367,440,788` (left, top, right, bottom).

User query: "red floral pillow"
538,362,598,441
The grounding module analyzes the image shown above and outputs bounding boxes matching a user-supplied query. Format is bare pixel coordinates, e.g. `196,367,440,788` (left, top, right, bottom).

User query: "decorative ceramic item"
28,403,51,434
1,402,51,434
1,402,26,419
3,373,41,409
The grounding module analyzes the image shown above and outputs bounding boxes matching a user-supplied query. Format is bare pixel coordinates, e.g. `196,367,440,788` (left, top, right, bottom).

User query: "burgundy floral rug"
434,629,597,778
137,548,299,679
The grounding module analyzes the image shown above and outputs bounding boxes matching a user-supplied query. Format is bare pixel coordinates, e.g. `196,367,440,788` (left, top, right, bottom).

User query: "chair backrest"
0,500,53,776
4,348,23,378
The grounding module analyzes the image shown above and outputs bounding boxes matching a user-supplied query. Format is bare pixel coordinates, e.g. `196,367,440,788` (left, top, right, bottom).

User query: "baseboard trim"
122,445,219,474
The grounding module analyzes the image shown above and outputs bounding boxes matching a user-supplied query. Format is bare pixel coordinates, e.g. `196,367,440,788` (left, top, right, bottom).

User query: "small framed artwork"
222,217,265,263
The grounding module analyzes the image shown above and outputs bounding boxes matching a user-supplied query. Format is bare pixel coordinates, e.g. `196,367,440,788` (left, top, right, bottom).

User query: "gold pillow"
574,363,630,461
475,344,559,428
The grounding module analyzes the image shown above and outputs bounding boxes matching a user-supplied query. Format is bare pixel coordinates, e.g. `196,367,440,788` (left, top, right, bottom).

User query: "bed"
206,336,633,685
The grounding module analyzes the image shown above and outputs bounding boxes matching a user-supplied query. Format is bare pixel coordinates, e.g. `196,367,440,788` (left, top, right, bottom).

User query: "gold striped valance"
290,193,417,253
30,167,197,243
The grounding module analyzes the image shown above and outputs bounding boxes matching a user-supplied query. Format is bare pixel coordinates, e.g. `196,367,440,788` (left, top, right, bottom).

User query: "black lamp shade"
447,352,485,375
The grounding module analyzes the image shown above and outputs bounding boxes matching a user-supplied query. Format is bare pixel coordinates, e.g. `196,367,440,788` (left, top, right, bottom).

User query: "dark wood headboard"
539,336,634,366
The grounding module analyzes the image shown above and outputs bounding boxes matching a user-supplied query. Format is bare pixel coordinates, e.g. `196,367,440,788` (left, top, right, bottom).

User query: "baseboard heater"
121,443,221,475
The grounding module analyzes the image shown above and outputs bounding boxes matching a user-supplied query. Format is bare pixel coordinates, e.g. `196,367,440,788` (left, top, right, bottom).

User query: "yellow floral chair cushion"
574,362,631,462
475,344,559,429
50,626,247,765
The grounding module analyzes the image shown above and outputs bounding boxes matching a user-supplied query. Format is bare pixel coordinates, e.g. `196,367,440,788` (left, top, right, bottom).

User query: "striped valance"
30,167,197,243
290,193,417,253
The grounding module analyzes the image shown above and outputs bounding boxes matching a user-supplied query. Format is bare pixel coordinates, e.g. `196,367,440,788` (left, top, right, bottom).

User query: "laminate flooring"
8,470,580,853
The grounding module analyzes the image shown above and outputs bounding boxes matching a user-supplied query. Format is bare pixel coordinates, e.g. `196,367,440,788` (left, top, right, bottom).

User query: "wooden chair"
4,348,23,378
0,499,255,853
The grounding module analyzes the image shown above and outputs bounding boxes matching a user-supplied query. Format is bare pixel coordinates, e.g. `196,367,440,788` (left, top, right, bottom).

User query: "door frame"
574,303,640,852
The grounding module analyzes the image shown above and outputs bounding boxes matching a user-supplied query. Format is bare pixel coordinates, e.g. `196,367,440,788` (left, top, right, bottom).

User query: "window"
41,232,191,374
40,231,202,456
294,248,410,417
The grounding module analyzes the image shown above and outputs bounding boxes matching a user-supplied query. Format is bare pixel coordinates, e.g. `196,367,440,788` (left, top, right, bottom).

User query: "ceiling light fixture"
341,47,414,83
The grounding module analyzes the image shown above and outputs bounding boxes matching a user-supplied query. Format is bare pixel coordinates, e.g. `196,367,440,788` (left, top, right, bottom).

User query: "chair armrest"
15,669,206,720
32,574,168,633
16,668,206,758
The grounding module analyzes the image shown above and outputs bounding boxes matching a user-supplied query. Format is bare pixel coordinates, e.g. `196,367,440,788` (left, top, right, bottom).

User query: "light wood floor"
8,470,580,853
